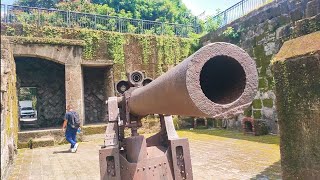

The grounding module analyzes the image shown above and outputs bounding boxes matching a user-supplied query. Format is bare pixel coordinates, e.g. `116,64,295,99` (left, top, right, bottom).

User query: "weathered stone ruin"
273,31,320,179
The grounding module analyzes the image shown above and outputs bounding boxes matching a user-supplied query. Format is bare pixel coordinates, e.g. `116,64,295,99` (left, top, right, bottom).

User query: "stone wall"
1,37,19,180
83,67,107,124
0,26,197,83
200,0,320,133
15,57,66,128
272,32,320,179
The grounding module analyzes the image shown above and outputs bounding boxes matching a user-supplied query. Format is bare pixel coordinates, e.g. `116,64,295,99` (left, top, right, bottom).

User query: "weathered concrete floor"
8,131,281,180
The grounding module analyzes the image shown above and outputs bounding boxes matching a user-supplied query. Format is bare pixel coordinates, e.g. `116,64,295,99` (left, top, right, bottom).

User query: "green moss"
32,138,54,148
278,15,290,26
267,77,275,90
253,110,262,119
272,53,320,178
259,78,267,89
78,29,101,59
263,99,274,108
252,100,262,109
17,142,29,149
7,36,85,46
254,120,269,135
3,24,198,80
177,129,280,145
253,45,272,74
244,106,253,117
254,33,266,44
5,70,19,145
82,125,107,135
138,35,152,64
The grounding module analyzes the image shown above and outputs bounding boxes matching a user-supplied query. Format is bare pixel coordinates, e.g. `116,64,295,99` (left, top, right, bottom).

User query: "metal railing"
1,4,200,37
211,0,273,28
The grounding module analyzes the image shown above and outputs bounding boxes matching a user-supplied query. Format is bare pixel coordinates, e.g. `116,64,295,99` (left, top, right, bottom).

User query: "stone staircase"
17,123,107,149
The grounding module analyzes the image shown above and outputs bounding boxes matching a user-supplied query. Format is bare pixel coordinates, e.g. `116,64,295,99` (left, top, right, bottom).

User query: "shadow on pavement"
251,160,282,180
178,129,280,145
53,150,72,154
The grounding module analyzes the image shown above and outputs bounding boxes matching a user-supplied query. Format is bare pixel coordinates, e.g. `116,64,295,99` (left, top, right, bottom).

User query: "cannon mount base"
99,97,193,180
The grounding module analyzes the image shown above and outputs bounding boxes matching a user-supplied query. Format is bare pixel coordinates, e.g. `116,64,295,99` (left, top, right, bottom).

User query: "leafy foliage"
223,27,241,40
203,9,222,32
16,0,196,25
15,0,58,8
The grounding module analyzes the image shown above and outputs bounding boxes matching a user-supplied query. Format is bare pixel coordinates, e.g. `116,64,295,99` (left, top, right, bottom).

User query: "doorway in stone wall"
83,67,109,125
15,57,66,130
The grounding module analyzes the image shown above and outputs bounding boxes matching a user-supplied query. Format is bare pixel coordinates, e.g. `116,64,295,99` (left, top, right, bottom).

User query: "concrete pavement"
7,131,281,180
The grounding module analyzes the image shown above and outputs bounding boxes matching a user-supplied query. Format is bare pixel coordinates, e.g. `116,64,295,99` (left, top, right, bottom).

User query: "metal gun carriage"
99,42,258,180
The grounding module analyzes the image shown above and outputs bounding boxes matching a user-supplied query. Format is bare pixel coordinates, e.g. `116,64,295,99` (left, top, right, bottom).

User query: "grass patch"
177,129,279,145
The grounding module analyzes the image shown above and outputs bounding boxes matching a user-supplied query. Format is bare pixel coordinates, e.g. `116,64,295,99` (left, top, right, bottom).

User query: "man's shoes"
69,143,79,153
73,143,79,152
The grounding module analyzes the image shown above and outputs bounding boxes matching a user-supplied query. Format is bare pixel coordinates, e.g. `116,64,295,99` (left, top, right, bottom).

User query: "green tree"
15,0,58,8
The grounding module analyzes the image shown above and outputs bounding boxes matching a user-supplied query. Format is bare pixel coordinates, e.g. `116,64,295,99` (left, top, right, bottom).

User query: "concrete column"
103,66,115,122
272,32,320,179
65,64,84,126
104,66,115,98
64,45,84,126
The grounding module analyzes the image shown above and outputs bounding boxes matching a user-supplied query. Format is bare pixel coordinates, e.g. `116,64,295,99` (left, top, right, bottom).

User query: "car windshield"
21,107,33,110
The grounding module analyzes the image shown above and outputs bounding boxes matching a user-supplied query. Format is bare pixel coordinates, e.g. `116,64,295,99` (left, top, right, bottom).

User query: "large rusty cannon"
99,42,258,180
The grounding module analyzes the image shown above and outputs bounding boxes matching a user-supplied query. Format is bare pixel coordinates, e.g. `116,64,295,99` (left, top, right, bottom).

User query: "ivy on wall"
1,24,197,81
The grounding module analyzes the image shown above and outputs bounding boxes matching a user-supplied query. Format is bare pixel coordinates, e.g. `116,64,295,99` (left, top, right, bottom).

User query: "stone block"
272,31,320,179
253,119,269,136
1,36,18,180
263,99,273,108
306,0,318,18
252,99,262,109
82,124,107,135
32,137,54,148
258,78,267,89
253,110,262,119
290,7,304,21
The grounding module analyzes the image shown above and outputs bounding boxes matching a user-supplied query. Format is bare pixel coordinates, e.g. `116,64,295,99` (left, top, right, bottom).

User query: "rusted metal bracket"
162,115,179,140
104,97,119,147
100,97,121,180
170,138,193,180
99,147,121,180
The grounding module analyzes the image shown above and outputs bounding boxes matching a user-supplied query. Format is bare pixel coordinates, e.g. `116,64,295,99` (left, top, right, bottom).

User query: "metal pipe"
128,42,258,119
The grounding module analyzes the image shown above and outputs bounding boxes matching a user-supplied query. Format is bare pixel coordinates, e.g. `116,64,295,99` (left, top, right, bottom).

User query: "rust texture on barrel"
128,42,258,118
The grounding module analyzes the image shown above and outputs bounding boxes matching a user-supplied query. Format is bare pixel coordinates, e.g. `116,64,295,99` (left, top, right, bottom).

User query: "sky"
1,0,240,17
182,0,240,16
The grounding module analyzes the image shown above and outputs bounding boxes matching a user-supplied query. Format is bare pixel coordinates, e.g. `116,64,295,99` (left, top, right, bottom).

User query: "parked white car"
20,107,36,118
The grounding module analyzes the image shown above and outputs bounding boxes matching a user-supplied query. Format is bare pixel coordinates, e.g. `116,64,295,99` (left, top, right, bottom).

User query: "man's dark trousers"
65,127,77,148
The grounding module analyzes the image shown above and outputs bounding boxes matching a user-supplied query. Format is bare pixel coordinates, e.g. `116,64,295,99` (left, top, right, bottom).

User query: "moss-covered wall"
1,36,19,180
200,0,320,133
272,32,320,179
0,24,198,82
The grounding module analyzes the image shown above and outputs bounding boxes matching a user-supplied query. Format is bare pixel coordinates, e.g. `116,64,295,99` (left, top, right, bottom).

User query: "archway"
15,57,66,129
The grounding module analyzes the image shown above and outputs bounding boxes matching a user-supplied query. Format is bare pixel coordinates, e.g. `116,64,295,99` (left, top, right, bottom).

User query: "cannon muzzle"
127,42,258,118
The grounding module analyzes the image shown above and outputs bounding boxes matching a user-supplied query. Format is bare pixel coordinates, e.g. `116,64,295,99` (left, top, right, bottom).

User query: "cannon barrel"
128,42,258,118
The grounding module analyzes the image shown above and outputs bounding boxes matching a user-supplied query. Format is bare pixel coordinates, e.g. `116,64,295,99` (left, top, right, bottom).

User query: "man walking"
62,104,80,152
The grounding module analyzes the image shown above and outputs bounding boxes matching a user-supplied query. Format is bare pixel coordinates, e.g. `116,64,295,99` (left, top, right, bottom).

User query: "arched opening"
244,121,253,133
15,57,66,130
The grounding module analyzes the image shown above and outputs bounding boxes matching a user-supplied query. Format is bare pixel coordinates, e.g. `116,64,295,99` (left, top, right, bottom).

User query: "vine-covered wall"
200,0,320,133
1,24,198,82
272,32,320,179
1,37,19,180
